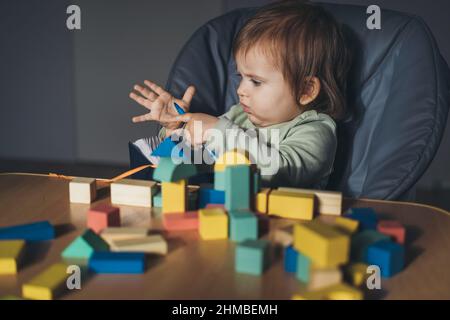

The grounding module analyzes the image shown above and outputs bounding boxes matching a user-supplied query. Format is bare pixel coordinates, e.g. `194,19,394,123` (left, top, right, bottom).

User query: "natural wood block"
69,177,97,204
214,148,251,172
256,188,271,214
268,190,314,220
278,187,342,216
110,179,157,208
162,180,187,213
162,211,198,231
272,226,294,247
199,207,228,240
22,263,69,300
110,235,168,255
377,220,406,244
100,227,148,245
294,220,350,268
87,204,121,234
0,240,25,274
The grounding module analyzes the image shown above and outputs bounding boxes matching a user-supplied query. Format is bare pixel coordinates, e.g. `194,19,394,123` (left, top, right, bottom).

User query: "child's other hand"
167,113,219,146
129,80,195,133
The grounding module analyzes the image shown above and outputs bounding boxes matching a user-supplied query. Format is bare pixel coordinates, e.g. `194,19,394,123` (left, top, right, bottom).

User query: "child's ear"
299,77,321,106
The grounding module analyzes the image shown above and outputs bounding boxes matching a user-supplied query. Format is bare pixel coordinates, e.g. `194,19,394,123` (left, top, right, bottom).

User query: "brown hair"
233,0,351,120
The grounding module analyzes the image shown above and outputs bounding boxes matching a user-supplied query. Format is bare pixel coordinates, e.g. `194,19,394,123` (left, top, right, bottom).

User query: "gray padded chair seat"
165,2,450,200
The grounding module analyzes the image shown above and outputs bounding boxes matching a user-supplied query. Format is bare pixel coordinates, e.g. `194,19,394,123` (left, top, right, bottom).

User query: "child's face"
235,47,301,127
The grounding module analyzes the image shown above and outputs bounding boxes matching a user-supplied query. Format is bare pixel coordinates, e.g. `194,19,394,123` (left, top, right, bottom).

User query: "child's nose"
237,82,248,98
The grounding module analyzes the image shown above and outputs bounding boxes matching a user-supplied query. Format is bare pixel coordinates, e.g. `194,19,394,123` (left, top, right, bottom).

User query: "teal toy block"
62,229,109,264
296,251,312,282
214,171,226,191
152,157,198,182
229,210,258,242
225,165,250,211
345,207,377,230
365,240,405,277
235,239,269,275
0,221,54,241
152,191,162,208
252,169,261,194
284,245,298,273
351,230,390,262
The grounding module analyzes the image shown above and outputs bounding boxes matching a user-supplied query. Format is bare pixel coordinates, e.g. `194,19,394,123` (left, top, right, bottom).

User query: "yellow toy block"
0,240,25,274
162,179,187,214
345,263,370,287
278,187,342,216
256,188,271,214
268,190,314,220
22,263,69,300
214,148,251,172
334,216,359,234
199,208,228,240
292,283,363,300
293,220,349,268
69,177,97,204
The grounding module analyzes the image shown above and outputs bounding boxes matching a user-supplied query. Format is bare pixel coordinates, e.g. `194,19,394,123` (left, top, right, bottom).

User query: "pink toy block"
87,204,121,233
162,211,199,231
377,220,405,244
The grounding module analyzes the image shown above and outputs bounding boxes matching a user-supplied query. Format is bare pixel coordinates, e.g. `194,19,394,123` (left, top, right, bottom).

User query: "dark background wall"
0,0,449,205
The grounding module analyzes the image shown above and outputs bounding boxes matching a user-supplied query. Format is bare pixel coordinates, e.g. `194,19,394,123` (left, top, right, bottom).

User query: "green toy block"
296,251,312,282
62,229,109,264
225,165,250,211
235,239,269,275
214,171,226,191
229,210,258,242
152,191,162,208
152,157,198,182
351,230,390,262
253,169,261,194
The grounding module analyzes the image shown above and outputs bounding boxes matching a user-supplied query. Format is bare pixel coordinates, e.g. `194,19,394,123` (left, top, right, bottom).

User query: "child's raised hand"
129,80,196,132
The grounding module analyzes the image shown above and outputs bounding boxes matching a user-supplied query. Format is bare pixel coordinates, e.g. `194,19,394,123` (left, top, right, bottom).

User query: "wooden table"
0,173,449,300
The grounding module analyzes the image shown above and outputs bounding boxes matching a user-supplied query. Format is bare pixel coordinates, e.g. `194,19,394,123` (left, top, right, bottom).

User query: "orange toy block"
87,204,121,234
377,220,405,244
162,211,199,231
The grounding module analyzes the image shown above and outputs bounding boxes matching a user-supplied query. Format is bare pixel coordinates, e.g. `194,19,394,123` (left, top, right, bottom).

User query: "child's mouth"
241,103,251,114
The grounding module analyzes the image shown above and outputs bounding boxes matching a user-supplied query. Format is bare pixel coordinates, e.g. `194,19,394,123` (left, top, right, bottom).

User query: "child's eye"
251,79,262,86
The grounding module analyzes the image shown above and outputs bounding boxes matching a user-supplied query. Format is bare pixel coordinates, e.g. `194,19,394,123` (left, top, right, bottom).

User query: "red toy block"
87,204,121,233
205,204,225,209
162,211,199,231
377,220,405,244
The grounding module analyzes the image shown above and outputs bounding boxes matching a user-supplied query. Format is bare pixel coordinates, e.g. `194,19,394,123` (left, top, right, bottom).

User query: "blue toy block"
351,230,390,262
344,207,378,230
235,239,269,275
198,188,225,208
229,210,258,242
88,252,146,274
365,240,405,278
151,136,184,158
296,251,312,282
225,165,250,211
284,245,298,273
0,221,54,241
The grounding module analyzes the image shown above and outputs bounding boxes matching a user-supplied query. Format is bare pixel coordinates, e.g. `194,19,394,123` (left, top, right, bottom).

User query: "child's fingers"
182,85,196,105
129,92,152,110
144,80,170,99
132,113,152,123
134,84,158,102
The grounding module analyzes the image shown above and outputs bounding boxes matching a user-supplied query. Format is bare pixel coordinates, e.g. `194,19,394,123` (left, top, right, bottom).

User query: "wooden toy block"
235,239,269,275
345,263,370,287
344,207,377,230
22,263,69,300
307,269,342,291
268,190,314,220
0,240,25,275
89,252,146,274
198,207,228,240
229,210,258,242
350,230,390,262
278,187,342,216
284,245,298,273
225,165,250,211
292,283,363,300
214,148,251,172
365,240,405,277
293,220,350,268
151,136,184,158
152,191,162,207
199,188,225,208
377,220,406,244
162,180,187,213
162,211,198,231
110,235,168,255
256,188,271,214
214,170,226,191
334,216,359,234
153,157,197,182
69,177,97,204
252,169,261,194
100,227,148,245
87,204,121,234
0,221,54,241
272,226,294,247
110,178,157,208
62,229,110,264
